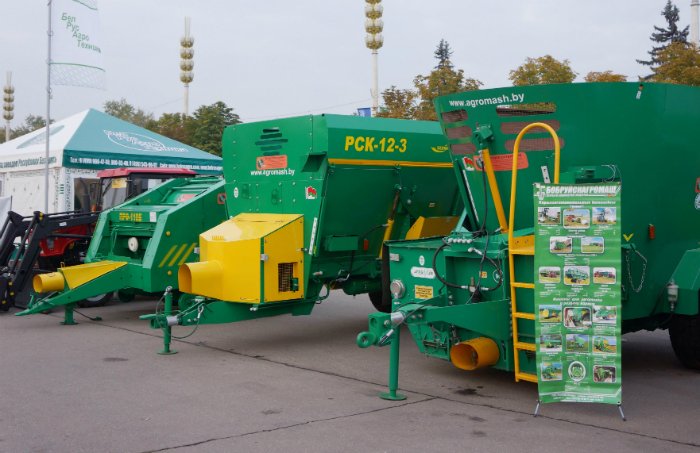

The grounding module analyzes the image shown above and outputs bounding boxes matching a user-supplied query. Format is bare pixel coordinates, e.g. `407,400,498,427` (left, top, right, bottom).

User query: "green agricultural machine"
142,114,461,351
17,176,227,323
357,83,700,399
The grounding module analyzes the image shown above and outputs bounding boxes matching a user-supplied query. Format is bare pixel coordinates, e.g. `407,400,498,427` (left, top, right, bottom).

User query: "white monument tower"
691,0,699,45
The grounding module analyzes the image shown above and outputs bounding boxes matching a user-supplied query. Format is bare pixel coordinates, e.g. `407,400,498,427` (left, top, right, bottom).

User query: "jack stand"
158,287,177,355
533,399,541,417
380,325,406,401
61,304,77,325
618,404,626,421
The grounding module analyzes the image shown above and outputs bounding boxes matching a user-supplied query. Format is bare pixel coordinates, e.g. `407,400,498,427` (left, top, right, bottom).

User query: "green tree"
378,40,481,121
103,98,154,127
376,86,417,119
652,41,700,85
10,114,49,138
147,113,194,145
584,71,627,82
509,55,577,86
637,0,689,72
187,101,241,156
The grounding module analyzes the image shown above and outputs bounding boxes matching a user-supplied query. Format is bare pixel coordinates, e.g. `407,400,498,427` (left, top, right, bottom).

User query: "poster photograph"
533,183,622,405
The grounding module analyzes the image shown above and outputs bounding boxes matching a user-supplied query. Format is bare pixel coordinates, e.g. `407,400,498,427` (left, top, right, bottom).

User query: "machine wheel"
77,292,113,308
369,290,391,313
669,314,700,370
117,289,136,303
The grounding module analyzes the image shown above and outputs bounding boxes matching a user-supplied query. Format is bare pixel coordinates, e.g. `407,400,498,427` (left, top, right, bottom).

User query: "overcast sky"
1,1,696,126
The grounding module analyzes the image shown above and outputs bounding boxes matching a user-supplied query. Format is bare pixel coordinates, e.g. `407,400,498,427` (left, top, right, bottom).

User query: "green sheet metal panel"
433,82,700,322
222,114,461,299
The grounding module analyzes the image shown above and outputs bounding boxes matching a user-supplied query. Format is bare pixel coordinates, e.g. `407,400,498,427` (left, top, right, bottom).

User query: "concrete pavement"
1,293,698,452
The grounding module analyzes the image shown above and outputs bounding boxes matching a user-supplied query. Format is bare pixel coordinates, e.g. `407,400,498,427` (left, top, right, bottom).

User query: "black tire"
77,292,113,308
669,314,700,370
117,289,135,303
369,290,391,313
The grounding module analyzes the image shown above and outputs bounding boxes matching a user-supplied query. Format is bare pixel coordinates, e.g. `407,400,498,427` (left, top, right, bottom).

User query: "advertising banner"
51,0,105,89
533,183,622,404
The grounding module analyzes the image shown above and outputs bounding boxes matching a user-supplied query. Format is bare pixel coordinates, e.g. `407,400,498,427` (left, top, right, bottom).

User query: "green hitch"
379,324,406,401
61,303,77,326
158,287,177,355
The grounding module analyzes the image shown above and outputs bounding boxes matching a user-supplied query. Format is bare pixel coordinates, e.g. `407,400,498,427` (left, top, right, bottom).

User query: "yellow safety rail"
507,122,561,383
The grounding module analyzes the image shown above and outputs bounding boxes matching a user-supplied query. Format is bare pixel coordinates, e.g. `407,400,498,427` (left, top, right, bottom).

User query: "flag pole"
45,0,53,213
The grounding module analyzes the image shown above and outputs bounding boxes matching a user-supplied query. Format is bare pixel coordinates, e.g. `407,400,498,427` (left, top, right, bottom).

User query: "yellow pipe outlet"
179,260,223,298
450,337,500,371
33,272,66,293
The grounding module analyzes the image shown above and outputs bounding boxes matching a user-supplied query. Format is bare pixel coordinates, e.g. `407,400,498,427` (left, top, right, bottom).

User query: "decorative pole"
45,0,53,213
2,72,13,143
691,0,699,46
364,0,384,117
180,17,194,117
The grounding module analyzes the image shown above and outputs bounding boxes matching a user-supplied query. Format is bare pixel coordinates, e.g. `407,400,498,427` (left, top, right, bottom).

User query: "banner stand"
533,399,626,421
533,183,624,420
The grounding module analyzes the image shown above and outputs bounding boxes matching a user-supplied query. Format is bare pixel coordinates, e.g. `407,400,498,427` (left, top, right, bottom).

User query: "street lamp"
180,17,194,117
3,72,14,142
364,0,384,116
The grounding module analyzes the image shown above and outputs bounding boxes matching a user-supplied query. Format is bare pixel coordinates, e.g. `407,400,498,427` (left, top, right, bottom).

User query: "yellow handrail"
481,149,509,233
507,122,561,237
507,122,561,382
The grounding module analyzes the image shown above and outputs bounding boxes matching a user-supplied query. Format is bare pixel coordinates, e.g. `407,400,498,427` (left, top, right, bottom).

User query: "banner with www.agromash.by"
51,0,105,89
533,183,622,404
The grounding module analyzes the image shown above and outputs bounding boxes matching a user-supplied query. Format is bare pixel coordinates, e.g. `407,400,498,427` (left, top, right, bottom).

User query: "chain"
625,247,647,293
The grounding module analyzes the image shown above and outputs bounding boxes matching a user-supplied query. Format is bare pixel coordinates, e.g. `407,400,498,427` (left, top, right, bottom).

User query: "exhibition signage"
533,183,622,405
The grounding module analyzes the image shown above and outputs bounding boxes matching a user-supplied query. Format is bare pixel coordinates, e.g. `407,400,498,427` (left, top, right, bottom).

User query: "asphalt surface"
1,293,698,453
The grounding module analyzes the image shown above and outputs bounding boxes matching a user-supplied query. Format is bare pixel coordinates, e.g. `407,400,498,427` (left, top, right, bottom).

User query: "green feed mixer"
357,82,700,397
141,114,462,351
17,176,227,324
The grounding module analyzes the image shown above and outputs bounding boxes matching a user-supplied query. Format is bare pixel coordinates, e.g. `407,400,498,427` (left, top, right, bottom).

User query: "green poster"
533,183,622,404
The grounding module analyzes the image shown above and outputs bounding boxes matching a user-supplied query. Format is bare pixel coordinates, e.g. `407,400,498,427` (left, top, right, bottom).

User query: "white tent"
0,109,222,214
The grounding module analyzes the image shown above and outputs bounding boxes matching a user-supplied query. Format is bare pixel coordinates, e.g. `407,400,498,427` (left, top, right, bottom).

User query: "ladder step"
513,312,535,320
515,372,538,383
512,282,535,289
510,235,534,255
514,341,536,352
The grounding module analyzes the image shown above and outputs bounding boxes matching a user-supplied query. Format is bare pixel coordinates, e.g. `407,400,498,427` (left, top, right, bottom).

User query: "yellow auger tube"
450,337,500,371
33,272,65,293
178,260,223,298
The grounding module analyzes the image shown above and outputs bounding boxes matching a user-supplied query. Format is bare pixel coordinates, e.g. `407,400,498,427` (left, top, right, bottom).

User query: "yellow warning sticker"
415,285,434,300
111,177,127,189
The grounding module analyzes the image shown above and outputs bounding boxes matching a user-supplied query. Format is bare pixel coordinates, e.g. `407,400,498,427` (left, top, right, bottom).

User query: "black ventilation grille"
278,263,294,292
255,127,289,153
441,110,468,123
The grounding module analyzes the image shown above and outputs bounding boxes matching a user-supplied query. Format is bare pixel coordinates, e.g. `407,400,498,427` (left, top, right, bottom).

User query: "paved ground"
1,293,698,453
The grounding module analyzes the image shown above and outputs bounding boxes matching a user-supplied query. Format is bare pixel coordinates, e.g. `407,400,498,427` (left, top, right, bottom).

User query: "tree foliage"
100,99,241,156
0,115,51,143
187,101,241,156
638,0,689,71
651,42,700,85
377,39,481,121
376,86,417,120
103,98,154,127
583,71,627,82
509,55,577,86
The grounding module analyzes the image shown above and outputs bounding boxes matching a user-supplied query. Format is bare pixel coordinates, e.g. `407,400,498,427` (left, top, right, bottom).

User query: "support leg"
380,326,406,401
533,399,541,417
158,287,177,355
618,404,626,421
61,304,77,325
